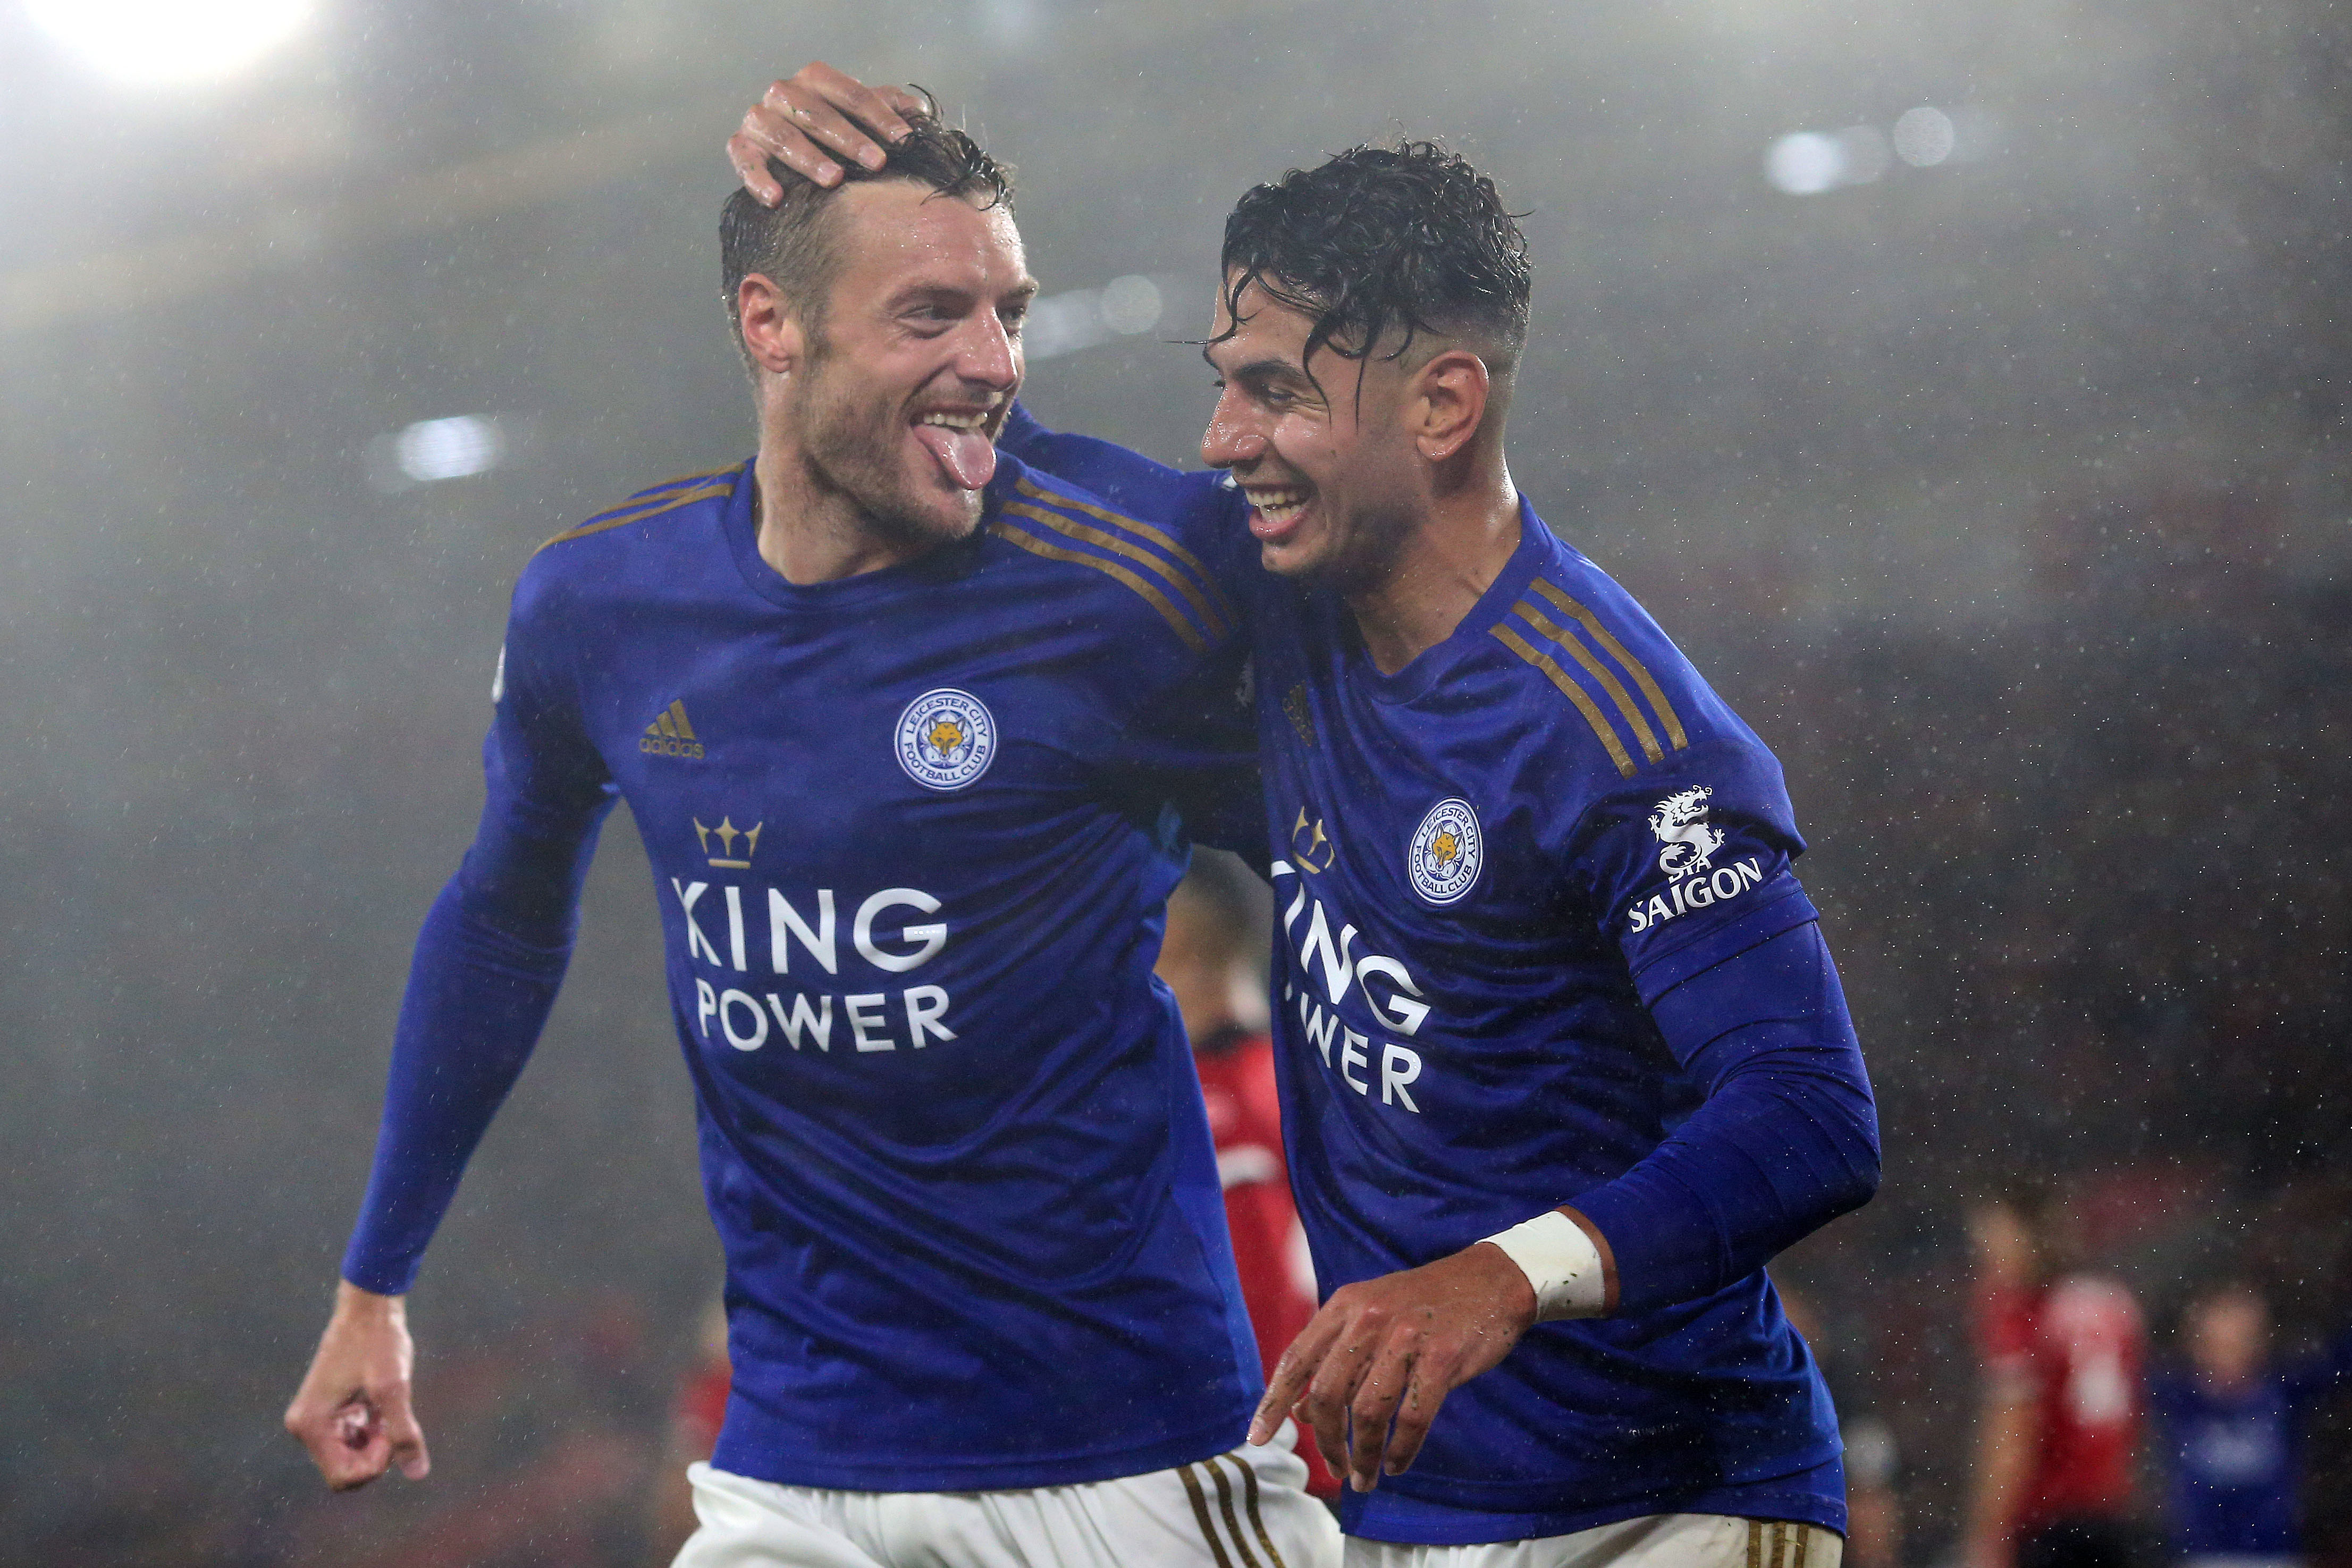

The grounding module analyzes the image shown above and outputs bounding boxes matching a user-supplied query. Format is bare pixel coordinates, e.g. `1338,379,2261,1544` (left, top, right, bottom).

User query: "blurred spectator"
1780,1285,1904,1568
649,1299,731,1560
1156,852,1338,1501
1963,1184,2148,1568
2148,1282,2352,1568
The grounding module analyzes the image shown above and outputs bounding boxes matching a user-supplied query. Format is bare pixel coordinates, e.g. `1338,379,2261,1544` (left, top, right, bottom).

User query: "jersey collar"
723,457,997,611
1351,494,1552,706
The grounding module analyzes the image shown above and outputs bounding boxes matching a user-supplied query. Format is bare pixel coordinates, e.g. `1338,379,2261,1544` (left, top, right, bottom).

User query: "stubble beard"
793,345,983,557
1293,492,1417,598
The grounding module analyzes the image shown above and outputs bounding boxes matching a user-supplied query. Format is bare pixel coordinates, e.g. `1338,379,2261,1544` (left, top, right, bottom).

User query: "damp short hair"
1216,140,1531,385
718,93,1014,370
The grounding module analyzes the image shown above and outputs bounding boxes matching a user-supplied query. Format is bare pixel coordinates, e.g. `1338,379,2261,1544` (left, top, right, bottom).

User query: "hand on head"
729,63,926,202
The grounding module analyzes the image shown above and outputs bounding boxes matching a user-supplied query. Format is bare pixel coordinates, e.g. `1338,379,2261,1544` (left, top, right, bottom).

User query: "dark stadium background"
3,2,2347,1562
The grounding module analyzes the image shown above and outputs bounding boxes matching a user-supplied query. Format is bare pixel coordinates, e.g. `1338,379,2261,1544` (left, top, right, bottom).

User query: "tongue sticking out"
913,422,998,491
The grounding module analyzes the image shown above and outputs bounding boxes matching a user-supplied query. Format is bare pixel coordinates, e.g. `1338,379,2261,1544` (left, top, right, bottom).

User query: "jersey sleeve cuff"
1629,882,1819,1007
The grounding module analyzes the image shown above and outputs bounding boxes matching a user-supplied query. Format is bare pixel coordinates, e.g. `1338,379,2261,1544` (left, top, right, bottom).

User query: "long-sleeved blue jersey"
341,453,1268,1492
1004,412,1879,1546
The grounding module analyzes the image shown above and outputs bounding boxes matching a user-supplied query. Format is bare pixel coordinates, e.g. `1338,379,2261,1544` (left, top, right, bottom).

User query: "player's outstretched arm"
284,1281,429,1490
289,578,614,1489
728,63,925,203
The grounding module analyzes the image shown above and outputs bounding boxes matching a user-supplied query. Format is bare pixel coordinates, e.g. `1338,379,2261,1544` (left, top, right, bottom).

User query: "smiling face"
775,180,1035,549
1200,275,1430,587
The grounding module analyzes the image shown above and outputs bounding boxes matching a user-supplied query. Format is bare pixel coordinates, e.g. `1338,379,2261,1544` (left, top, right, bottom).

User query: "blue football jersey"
473,454,1263,1491
1243,500,1843,1540
998,416,1848,1541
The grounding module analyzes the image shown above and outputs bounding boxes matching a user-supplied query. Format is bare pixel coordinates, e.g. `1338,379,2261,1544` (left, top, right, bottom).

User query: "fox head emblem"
926,717,967,758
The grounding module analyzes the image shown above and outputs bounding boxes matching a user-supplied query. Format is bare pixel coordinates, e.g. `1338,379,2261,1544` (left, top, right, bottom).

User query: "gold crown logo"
1291,808,1335,874
694,816,763,869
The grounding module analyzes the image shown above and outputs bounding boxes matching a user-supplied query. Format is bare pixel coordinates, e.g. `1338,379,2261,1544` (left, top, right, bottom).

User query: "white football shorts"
673,1426,1341,1568
1345,1514,1843,1568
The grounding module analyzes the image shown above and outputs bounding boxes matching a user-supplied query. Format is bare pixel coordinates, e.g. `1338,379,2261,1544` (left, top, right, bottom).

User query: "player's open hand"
728,63,928,204
284,1282,430,1491
1250,1242,1537,1491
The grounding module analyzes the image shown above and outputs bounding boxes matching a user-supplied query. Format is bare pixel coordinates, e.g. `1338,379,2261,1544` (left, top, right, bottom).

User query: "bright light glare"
1024,291,1108,361
25,0,311,86
1024,276,1169,361
1893,107,1958,167
1766,133,1845,196
1099,275,1164,336
395,417,505,484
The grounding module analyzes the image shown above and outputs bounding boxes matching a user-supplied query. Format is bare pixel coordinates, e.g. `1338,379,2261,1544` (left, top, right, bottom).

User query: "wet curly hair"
719,90,1014,364
1216,141,1531,390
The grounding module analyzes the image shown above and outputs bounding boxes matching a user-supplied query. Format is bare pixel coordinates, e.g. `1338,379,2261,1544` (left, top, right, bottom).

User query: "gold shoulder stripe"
1177,1464,1238,1568
1511,600,1665,766
1001,499,1228,640
1493,623,1637,777
991,513,1208,652
1014,474,1238,630
1528,577,1689,749
535,474,733,555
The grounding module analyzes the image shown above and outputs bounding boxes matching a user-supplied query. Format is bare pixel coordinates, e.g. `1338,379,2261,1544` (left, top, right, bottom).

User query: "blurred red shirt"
1193,1025,1337,1499
1976,1272,2145,1535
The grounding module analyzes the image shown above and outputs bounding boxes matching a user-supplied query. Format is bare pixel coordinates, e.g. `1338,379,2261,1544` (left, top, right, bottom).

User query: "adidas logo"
639,699,704,760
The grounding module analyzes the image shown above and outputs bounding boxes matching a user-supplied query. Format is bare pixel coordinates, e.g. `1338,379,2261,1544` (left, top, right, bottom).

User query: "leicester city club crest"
1407,797,1483,905
895,688,997,791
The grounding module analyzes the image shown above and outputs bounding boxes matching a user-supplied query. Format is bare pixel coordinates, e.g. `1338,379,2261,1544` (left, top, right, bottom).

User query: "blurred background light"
1766,131,1847,195
1098,274,1164,337
1834,125,1893,186
366,415,508,492
1025,274,1169,361
23,0,313,85
1893,106,1958,167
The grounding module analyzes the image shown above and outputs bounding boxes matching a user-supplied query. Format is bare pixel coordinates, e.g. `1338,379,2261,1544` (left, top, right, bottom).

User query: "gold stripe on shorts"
1202,1455,1263,1568
1219,1452,1288,1568
1177,1463,1236,1568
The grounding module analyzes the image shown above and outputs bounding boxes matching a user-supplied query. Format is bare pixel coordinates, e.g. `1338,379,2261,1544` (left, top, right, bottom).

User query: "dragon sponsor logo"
1626,785,1766,932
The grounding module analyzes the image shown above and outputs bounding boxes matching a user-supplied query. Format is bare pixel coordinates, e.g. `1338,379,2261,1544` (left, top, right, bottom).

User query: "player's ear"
1411,348,1490,463
737,273,807,378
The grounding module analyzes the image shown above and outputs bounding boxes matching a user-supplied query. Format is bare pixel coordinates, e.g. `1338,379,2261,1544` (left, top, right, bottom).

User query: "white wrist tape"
1481,1210,1608,1321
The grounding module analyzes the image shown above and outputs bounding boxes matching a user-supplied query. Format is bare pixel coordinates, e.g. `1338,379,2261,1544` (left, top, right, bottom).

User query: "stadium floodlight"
1765,132,1846,196
363,415,509,493
23,0,311,86
395,416,505,484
